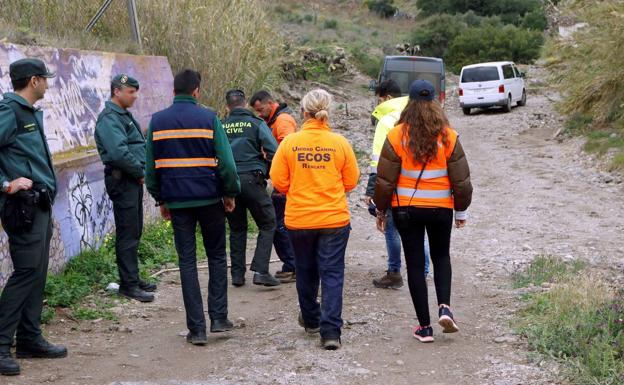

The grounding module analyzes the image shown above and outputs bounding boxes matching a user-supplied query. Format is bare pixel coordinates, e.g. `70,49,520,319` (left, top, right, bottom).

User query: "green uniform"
0,92,56,348
222,107,277,278
94,100,145,289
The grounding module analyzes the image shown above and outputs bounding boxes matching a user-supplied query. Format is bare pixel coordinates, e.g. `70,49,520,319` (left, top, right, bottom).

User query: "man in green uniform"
0,58,67,376
94,74,155,303
223,89,280,287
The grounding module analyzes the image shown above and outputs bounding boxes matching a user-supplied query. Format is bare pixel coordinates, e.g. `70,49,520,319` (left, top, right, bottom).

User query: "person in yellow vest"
373,80,472,343
270,89,360,350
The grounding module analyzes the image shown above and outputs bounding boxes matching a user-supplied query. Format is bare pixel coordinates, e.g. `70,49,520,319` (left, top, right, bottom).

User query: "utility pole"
85,0,142,52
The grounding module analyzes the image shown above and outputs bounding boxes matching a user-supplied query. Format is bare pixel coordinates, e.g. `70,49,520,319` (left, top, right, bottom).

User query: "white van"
458,61,526,115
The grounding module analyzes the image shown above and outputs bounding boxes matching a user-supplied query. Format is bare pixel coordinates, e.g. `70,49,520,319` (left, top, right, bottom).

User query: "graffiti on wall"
0,43,173,287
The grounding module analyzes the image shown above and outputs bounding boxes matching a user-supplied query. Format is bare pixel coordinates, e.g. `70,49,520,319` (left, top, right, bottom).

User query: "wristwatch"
1,181,10,193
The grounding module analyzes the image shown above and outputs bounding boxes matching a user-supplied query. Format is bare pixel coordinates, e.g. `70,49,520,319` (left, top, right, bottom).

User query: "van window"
502,65,515,79
461,66,500,82
386,71,441,95
513,66,521,77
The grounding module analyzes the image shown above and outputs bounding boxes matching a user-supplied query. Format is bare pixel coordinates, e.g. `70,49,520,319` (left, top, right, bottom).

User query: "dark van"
371,56,446,104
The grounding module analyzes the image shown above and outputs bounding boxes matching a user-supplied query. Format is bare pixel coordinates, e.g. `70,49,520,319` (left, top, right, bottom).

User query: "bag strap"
395,162,427,208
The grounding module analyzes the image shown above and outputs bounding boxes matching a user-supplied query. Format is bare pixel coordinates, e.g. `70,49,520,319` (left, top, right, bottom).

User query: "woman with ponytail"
374,80,472,343
270,89,360,350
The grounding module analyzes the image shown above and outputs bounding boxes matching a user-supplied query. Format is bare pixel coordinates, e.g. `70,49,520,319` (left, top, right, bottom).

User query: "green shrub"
417,0,544,28
512,255,585,289
446,23,543,72
323,19,338,29
348,44,383,78
365,0,398,18
410,13,469,59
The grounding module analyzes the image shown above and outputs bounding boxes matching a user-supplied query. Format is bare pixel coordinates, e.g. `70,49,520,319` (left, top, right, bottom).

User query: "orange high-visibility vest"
387,124,457,209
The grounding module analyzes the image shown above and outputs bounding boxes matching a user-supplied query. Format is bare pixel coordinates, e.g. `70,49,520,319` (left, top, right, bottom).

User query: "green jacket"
145,95,240,209
223,107,277,174
94,101,145,180
0,93,57,201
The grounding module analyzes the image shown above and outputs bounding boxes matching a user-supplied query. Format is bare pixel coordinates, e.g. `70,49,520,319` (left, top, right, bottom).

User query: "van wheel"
503,95,512,113
517,90,527,106
462,107,471,115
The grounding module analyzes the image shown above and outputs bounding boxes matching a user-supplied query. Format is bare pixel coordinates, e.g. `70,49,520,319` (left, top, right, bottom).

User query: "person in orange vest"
270,89,360,350
250,90,297,283
373,80,472,343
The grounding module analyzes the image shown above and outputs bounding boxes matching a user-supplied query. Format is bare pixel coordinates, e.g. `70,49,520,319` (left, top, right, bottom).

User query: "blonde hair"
301,88,332,122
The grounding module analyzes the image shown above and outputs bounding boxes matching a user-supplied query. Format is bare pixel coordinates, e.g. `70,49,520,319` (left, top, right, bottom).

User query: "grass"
0,0,279,113
514,256,624,384
512,255,585,289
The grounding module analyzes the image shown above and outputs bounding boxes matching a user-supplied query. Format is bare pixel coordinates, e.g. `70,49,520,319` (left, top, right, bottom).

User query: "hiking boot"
253,272,281,287
298,312,320,334
321,338,341,350
16,339,68,359
186,330,208,345
139,280,157,292
438,306,459,333
231,275,245,287
412,326,434,343
372,271,403,289
277,271,296,283
118,286,154,302
210,319,234,333
0,351,19,376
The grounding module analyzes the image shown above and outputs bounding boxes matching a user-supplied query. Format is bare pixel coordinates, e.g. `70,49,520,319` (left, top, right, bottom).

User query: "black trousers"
170,203,228,333
106,175,143,289
392,207,453,327
226,172,276,278
0,206,52,349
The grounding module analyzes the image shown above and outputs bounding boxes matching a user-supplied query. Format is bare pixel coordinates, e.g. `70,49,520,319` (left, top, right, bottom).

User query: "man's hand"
223,197,236,213
455,219,466,228
376,214,386,233
160,205,171,220
8,177,33,195
363,196,373,206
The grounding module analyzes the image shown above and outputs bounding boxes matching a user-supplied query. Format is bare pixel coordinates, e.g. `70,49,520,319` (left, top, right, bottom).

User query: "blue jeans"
288,225,350,340
386,211,430,275
271,192,296,273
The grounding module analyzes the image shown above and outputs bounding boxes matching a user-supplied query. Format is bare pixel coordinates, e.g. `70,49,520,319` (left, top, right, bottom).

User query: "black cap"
111,74,139,90
9,58,55,81
409,79,435,101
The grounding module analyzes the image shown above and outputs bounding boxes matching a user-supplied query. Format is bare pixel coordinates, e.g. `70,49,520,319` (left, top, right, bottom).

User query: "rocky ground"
4,66,623,385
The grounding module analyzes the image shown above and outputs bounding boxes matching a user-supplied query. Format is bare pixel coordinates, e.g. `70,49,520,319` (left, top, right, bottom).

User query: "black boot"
253,272,281,287
16,339,67,359
118,286,155,302
210,319,234,333
139,280,157,292
0,351,19,376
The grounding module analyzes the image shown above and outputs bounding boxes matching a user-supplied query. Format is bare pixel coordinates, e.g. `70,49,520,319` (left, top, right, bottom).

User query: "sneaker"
298,312,320,334
438,306,459,333
277,271,296,283
372,271,403,289
321,338,341,350
412,326,434,343
253,272,281,287
186,331,208,345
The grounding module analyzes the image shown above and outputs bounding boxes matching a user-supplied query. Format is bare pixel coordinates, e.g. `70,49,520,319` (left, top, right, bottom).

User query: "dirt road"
5,67,623,385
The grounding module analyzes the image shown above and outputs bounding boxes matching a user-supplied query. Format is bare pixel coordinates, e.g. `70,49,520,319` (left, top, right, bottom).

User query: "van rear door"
382,57,445,103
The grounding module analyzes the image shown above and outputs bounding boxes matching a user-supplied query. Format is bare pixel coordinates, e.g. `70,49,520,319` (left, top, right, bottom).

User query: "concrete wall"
0,43,173,287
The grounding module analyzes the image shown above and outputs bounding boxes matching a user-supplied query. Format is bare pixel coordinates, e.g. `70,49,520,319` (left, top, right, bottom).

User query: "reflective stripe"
400,168,448,179
369,166,378,174
396,187,451,199
155,157,217,168
153,129,214,141
371,154,380,162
